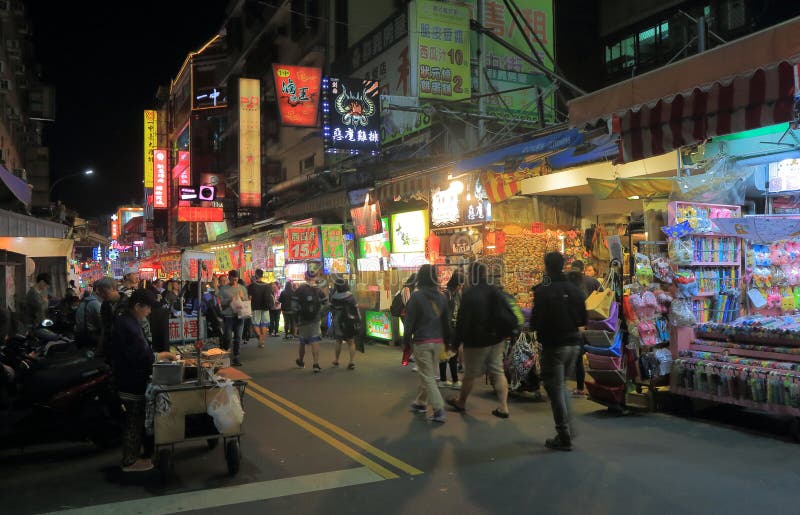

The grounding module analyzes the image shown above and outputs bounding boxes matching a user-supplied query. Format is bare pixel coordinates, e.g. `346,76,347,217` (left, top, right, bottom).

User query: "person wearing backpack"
329,276,361,370
439,270,463,388
278,281,297,339
447,262,511,419
247,269,273,348
531,252,588,451
294,270,329,373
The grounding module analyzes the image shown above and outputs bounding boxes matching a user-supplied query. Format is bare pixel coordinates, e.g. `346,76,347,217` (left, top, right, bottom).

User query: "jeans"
541,345,580,438
269,309,281,335
282,311,297,336
576,348,586,390
121,397,153,467
439,353,458,382
223,315,244,357
413,342,445,410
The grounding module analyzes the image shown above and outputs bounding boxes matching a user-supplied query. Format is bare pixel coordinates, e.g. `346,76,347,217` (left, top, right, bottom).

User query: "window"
299,154,315,172
605,35,635,73
0,79,10,91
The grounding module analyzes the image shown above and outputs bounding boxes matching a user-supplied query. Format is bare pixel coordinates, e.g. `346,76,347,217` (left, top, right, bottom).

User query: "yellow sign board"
143,110,158,187
238,78,261,207
410,0,471,101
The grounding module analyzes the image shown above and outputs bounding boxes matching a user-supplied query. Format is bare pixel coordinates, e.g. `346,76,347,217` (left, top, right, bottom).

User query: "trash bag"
207,381,244,434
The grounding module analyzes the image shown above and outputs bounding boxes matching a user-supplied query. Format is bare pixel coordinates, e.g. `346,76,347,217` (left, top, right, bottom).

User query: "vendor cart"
151,378,247,479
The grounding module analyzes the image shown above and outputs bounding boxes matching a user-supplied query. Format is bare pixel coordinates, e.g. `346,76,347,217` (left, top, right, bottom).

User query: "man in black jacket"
448,262,510,418
531,252,588,451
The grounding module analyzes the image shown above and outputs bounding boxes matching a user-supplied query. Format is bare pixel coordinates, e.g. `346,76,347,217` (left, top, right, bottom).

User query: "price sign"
286,227,321,260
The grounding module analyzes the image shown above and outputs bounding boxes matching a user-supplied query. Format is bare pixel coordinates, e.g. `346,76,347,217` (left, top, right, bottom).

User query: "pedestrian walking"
567,260,600,397
247,269,273,348
218,270,248,367
329,276,361,370
439,270,462,388
404,264,449,423
391,273,416,347
531,252,588,451
279,280,298,339
294,270,328,373
447,262,510,419
269,281,282,337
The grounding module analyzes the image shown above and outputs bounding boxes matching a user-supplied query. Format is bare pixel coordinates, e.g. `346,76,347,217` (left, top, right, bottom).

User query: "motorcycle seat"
23,357,109,402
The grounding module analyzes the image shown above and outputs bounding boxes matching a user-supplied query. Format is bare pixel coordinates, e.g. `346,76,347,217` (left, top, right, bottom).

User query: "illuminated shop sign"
365,310,392,341
286,226,321,261
431,178,491,228
173,150,191,186
143,110,157,187
239,78,261,207
153,149,168,209
323,77,381,155
390,210,427,253
194,87,227,110
351,202,382,238
272,64,322,127
176,206,224,222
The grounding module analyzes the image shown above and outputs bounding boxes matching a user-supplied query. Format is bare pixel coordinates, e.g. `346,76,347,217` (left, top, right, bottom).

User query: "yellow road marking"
246,389,399,480
247,380,424,476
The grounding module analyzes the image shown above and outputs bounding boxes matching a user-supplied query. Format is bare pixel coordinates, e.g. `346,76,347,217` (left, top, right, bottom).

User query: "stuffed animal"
781,288,797,312
767,288,782,310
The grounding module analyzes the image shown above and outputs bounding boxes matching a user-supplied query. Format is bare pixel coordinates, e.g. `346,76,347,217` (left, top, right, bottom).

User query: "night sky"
27,0,229,217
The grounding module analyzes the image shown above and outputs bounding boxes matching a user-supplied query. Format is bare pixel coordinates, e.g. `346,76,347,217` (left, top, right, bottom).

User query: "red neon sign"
177,206,224,222
272,64,322,127
153,149,169,209
173,150,191,186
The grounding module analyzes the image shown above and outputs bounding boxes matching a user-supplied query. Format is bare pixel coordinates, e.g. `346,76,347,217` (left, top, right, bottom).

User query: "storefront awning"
0,237,74,258
454,128,583,172
375,175,431,204
568,16,800,162
273,191,349,220
587,177,676,200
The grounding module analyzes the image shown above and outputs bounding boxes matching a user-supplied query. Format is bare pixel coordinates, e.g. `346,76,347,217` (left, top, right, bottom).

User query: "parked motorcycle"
0,322,121,449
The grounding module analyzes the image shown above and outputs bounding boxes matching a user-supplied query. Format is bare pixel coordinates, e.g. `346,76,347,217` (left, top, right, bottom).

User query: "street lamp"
50,169,93,196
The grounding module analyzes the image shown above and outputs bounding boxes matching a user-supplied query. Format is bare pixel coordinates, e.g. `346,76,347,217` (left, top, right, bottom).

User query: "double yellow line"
246,380,423,480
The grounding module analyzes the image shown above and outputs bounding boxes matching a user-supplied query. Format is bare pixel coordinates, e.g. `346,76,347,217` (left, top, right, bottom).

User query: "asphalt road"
3,336,800,515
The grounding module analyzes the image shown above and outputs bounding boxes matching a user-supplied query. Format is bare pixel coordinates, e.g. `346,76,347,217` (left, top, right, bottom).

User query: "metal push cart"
152,250,247,481
152,379,247,479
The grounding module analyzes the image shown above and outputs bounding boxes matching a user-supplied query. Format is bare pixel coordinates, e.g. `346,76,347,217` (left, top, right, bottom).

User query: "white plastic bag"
207,381,244,434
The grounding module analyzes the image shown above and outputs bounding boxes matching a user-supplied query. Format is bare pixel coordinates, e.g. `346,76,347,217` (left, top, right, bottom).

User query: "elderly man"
94,277,122,358
24,273,51,330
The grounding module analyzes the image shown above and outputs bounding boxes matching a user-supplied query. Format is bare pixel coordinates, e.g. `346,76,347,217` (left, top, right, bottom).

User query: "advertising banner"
286,226,321,261
251,237,268,270
174,150,191,186
390,210,427,253
169,317,199,342
321,225,345,259
153,149,168,209
323,77,381,155
409,0,471,101
365,310,392,341
351,202,383,238
143,110,157,187
176,206,224,222
239,78,261,207
360,216,391,259
272,64,322,127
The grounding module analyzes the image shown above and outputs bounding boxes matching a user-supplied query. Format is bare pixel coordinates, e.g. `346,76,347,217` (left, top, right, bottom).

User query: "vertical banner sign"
410,0,471,101
176,150,191,186
321,225,345,259
322,77,382,155
153,149,168,209
272,64,322,127
239,78,261,207
350,202,383,238
285,227,321,261
143,110,157,187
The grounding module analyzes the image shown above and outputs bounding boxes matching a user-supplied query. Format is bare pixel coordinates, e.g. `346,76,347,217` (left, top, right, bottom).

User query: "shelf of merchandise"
671,386,800,416
690,342,800,363
686,261,740,266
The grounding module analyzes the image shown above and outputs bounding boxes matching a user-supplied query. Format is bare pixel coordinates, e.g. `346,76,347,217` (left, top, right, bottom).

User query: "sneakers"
545,434,573,451
258,342,265,348
295,358,305,368
347,363,356,370
313,364,322,373
439,380,453,388
409,402,427,413
231,358,242,367
411,365,418,372
451,381,462,389
331,361,340,368
427,409,446,423
122,459,154,472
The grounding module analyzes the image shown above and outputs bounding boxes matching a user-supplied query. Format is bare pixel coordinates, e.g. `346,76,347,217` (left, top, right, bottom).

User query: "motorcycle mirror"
41,319,54,328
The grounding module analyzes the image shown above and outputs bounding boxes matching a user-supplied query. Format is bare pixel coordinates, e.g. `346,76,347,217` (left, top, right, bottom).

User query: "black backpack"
295,285,322,323
334,299,360,338
390,290,405,317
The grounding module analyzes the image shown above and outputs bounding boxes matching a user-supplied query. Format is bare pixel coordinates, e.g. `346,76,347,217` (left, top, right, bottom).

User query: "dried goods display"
482,228,586,308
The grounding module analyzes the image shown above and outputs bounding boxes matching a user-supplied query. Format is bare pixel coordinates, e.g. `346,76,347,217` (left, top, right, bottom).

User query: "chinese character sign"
350,202,383,238
286,227,321,261
391,210,428,254
239,78,261,207
143,110,157,187
321,225,345,259
175,150,190,186
323,77,381,155
410,0,471,101
153,149,168,209
272,65,322,127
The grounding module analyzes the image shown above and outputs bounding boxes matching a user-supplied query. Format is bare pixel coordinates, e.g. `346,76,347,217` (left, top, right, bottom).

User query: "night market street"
2,336,799,515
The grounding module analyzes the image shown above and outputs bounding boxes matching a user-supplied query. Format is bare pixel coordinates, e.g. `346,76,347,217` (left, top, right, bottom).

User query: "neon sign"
272,65,322,127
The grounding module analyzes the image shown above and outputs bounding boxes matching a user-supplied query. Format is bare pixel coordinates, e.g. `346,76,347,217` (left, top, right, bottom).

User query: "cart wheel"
158,448,173,480
207,438,220,450
225,439,240,475
791,418,800,443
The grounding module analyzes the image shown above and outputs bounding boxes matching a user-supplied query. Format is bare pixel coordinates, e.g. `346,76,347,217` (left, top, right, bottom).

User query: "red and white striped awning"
620,61,798,162
375,175,431,204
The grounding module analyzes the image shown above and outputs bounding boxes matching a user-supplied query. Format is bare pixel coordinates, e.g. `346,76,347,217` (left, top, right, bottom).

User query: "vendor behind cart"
111,288,176,472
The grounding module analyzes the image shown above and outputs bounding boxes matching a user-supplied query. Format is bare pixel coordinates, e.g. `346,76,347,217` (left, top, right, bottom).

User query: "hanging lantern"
484,230,505,255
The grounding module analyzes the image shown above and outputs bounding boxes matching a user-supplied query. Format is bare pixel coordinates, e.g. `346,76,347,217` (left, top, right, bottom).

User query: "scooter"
0,322,121,449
